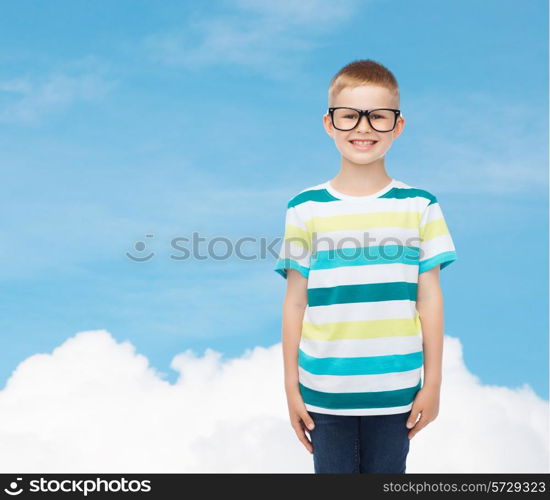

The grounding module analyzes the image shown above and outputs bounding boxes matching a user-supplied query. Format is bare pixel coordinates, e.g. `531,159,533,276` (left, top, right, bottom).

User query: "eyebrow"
333,106,391,109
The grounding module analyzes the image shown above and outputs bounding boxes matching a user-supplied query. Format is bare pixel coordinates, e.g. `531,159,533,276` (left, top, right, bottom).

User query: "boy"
274,59,457,474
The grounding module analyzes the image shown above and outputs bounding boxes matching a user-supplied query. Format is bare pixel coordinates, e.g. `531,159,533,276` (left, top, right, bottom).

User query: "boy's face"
323,84,405,166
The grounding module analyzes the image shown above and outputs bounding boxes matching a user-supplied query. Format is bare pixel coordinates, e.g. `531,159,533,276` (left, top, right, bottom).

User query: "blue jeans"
308,410,412,473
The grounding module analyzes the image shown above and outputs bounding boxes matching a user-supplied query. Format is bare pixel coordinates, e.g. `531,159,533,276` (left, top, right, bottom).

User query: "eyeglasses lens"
332,108,396,132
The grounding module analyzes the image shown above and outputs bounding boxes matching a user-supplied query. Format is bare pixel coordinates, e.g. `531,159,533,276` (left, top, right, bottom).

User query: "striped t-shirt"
274,178,457,416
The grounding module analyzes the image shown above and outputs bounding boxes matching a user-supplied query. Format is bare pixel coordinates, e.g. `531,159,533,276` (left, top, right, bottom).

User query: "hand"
406,385,440,440
286,389,315,454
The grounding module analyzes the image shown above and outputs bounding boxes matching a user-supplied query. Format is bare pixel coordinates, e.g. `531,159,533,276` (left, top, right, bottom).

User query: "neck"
330,157,392,195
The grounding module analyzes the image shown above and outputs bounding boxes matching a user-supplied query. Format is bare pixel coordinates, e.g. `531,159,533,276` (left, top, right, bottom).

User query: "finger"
293,423,313,453
291,420,312,442
408,414,429,439
406,409,420,430
301,411,315,432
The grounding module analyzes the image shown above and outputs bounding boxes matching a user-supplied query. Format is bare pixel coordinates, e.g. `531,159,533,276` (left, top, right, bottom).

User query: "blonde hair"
328,59,400,109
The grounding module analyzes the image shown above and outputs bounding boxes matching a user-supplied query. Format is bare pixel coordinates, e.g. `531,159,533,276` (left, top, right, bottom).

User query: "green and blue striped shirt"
274,178,457,415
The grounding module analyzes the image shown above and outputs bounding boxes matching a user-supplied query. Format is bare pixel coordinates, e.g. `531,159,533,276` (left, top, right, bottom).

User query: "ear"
392,114,405,139
322,112,334,138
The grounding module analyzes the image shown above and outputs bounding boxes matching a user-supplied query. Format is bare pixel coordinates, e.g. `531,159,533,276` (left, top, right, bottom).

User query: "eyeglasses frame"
327,107,401,132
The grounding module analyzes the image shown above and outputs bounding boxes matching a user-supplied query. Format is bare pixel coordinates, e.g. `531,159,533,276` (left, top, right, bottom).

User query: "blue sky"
1,0,548,404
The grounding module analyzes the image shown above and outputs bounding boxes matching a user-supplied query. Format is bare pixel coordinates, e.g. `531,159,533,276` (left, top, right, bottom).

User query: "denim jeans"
308,409,412,473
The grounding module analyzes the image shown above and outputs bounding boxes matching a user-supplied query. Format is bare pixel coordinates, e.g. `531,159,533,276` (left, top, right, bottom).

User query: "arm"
282,269,315,453
406,264,444,438
418,265,444,390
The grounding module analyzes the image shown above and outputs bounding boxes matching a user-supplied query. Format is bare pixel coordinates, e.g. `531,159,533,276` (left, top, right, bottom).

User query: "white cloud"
403,92,547,196
0,67,114,124
0,330,547,473
144,0,360,78
231,0,359,25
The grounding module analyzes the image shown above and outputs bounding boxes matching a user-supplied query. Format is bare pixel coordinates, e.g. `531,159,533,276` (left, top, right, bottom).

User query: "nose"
356,113,371,131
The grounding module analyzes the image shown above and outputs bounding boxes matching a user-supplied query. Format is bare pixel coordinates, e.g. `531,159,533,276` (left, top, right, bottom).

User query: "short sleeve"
273,204,312,280
418,198,457,274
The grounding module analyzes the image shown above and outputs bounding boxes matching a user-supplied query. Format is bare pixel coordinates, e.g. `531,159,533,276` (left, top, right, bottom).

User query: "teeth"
352,140,375,145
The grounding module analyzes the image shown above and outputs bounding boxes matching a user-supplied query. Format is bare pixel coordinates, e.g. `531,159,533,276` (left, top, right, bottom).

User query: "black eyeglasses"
328,107,401,132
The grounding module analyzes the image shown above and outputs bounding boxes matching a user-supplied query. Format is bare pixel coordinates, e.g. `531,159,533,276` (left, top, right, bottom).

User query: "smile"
349,140,377,150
